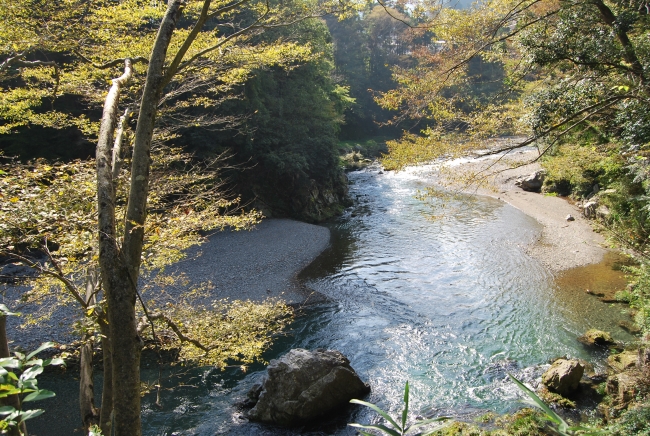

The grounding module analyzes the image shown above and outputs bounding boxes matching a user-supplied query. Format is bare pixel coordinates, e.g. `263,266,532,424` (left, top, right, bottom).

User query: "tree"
377,0,650,171
1,0,364,434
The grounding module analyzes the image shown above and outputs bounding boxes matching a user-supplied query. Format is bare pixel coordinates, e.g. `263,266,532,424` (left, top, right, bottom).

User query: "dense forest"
2,0,650,434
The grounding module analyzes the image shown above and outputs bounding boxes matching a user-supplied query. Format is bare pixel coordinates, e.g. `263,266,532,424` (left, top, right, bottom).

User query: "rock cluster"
246,348,370,426
603,347,650,415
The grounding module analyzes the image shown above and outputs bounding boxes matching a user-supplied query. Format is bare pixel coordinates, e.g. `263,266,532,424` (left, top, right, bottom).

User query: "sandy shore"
440,148,608,273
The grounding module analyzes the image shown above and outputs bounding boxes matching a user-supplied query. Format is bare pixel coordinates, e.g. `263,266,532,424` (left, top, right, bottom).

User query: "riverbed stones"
579,329,616,347
542,359,584,395
606,370,643,409
515,170,546,192
608,350,638,372
246,348,370,426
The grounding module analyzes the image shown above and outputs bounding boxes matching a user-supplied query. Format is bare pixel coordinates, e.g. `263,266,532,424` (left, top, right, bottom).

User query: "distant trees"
376,0,650,171
326,4,416,139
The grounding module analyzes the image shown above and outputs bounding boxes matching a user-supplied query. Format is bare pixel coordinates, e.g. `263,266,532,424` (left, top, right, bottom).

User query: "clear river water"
31,165,635,435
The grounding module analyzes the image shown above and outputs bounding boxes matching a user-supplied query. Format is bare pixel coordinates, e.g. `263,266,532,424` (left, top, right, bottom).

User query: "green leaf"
408,416,450,431
401,381,409,431
21,365,43,381
18,408,44,421
0,388,23,397
0,406,15,415
25,359,43,367
348,422,401,436
350,399,402,431
23,389,55,402
0,358,20,369
42,358,65,367
26,342,54,360
0,304,18,317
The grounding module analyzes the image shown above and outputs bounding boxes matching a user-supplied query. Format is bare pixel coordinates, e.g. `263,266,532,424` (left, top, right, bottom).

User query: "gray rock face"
582,200,598,218
247,348,370,426
542,359,584,395
515,170,546,192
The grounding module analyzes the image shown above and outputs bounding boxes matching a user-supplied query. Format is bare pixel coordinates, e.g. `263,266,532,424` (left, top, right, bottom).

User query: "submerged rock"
579,329,616,347
542,359,584,395
247,348,370,426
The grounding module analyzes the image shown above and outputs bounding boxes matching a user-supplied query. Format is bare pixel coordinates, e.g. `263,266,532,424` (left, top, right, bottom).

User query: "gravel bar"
161,218,331,303
4,218,330,350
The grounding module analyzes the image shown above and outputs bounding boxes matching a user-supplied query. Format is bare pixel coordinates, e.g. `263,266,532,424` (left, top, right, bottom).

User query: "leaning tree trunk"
96,2,185,435
79,269,101,432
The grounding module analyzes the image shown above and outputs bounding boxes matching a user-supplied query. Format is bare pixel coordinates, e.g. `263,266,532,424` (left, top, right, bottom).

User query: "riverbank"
439,148,609,273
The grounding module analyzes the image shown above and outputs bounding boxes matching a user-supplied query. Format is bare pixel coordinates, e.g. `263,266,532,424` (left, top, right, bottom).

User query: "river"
30,165,634,435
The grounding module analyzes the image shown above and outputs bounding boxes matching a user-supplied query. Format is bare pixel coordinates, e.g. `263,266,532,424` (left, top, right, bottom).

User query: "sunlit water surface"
30,167,634,435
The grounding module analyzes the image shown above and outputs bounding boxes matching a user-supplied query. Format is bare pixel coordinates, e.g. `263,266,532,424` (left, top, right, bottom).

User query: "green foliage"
607,401,650,435
508,374,601,436
618,262,650,335
195,18,351,220
349,381,449,436
0,149,288,370
0,342,64,435
146,288,293,368
326,5,414,140
541,143,624,196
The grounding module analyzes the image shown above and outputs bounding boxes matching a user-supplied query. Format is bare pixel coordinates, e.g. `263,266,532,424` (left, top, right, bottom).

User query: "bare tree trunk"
101,2,184,435
0,316,27,436
95,56,136,436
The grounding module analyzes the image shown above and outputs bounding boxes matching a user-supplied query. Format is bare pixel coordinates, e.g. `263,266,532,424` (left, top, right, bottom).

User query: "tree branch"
75,52,149,70
145,312,210,353
1,251,87,310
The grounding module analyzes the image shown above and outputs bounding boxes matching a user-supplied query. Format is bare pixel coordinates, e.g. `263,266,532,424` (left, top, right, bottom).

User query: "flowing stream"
31,166,634,435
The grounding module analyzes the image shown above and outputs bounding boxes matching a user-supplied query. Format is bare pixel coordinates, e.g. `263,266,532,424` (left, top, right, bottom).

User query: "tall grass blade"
402,381,409,432
508,374,567,429
350,399,402,431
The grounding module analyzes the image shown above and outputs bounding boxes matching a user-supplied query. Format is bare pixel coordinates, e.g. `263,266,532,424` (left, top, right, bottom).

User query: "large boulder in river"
247,348,370,426
515,170,546,192
542,359,584,395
